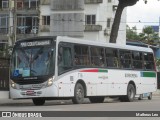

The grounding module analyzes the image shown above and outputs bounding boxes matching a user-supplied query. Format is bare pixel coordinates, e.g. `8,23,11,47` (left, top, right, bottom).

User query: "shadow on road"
0,97,155,107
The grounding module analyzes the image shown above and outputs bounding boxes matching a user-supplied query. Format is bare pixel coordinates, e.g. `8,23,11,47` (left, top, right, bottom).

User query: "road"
0,96,160,120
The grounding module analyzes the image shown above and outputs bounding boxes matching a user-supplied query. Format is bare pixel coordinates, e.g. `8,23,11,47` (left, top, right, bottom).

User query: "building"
39,0,126,44
0,0,39,47
13,0,39,40
0,0,10,49
0,0,127,48
151,26,159,33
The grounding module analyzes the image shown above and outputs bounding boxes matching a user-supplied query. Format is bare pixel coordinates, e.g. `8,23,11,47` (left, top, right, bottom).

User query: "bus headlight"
47,77,54,87
10,80,17,89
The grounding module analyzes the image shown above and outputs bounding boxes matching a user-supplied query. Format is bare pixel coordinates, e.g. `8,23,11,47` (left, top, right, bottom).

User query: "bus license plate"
143,93,148,97
26,90,35,95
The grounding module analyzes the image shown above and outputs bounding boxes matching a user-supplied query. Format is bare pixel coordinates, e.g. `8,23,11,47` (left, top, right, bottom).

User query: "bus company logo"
125,73,138,78
98,76,108,80
2,112,11,117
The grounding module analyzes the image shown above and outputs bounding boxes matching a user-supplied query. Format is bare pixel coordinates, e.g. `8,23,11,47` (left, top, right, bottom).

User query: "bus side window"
105,48,119,68
119,50,132,69
143,53,154,70
132,51,143,69
74,45,90,66
58,46,72,74
91,47,104,67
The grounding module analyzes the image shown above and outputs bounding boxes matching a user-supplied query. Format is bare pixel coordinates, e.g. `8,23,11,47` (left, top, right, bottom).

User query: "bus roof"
15,36,153,53
57,36,153,53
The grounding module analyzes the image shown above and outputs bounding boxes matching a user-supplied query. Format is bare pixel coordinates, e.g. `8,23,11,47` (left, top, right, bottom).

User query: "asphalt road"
0,96,160,120
0,96,160,111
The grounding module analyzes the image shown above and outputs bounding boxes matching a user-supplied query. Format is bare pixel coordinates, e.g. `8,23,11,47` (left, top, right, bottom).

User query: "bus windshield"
11,46,55,78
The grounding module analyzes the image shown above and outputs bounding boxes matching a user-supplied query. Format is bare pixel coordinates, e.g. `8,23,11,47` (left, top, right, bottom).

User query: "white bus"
10,36,157,105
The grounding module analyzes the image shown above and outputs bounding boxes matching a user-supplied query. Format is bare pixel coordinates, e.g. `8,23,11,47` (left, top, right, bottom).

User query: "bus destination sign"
20,40,51,47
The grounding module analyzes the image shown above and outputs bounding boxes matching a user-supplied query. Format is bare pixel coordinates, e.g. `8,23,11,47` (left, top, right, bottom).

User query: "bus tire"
72,83,84,104
148,92,152,100
124,84,135,102
32,98,45,106
89,97,105,103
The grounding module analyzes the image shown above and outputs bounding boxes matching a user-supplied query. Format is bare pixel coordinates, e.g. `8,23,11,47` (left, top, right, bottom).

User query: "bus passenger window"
143,53,154,70
91,47,104,67
119,50,131,69
132,51,143,69
74,45,90,66
105,48,119,68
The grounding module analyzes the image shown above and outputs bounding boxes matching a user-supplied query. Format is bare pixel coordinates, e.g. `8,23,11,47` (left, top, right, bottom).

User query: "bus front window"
11,46,55,77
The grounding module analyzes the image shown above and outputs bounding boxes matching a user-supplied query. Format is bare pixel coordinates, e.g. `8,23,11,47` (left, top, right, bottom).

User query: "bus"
10,36,157,105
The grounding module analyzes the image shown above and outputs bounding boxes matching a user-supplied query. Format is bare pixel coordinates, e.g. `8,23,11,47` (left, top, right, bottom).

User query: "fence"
157,72,160,89
0,58,9,91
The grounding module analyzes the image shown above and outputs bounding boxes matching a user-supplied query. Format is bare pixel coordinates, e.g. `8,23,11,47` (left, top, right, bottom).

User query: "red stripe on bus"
80,69,99,72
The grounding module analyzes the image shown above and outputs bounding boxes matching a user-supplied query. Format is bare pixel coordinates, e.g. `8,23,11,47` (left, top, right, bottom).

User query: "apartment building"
14,0,39,39
0,0,126,47
39,0,126,44
0,0,10,49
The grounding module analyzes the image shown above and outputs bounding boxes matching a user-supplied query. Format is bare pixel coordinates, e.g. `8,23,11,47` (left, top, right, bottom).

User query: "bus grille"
14,79,46,85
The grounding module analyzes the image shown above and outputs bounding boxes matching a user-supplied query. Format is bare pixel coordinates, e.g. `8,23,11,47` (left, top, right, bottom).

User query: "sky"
127,0,160,33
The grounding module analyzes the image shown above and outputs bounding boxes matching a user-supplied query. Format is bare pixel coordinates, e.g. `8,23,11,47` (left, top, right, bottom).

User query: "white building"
0,0,127,47
39,0,126,45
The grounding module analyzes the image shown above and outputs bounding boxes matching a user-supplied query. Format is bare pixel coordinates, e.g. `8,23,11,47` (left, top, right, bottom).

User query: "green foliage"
156,58,160,71
126,25,160,45
141,26,159,45
126,25,140,40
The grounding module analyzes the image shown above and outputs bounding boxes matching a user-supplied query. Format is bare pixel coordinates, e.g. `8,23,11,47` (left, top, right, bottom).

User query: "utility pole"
13,0,17,44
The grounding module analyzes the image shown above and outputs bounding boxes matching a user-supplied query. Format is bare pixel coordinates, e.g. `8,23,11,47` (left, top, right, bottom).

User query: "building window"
107,18,111,28
17,14,38,34
42,16,50,25
0,14,8,34
17,1,23,9
85,15,96,25
17,0,39,9
2,0,9,8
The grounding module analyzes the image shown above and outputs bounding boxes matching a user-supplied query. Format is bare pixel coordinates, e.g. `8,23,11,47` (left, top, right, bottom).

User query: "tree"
109,0,139,43
141,26,159,44
126,25,140,40
109,0,160,43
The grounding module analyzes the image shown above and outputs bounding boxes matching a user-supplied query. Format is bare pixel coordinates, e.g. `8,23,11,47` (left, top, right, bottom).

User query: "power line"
1,16,160,24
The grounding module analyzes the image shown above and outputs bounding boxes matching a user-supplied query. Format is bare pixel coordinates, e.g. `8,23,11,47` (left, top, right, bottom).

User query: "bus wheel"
148,92,152,100
72,83,84,104
89,97,105,103
32,98,45,106
124,84,135,102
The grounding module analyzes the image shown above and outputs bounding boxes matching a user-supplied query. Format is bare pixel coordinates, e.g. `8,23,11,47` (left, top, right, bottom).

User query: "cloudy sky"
127,0,160,32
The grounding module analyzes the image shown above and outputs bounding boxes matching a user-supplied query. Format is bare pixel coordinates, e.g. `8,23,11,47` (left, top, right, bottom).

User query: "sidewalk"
153,89,160,96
